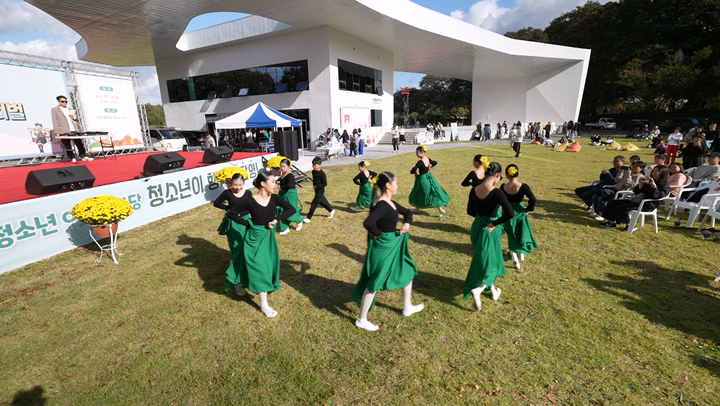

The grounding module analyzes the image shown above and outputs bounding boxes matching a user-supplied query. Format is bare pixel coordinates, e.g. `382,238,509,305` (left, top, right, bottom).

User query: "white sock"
260,305,277,318
328,210,335,218
511,252,520,268
490,285,501,301
279,229,290,235
402,303,425,317
438,207,445,215
471,285,486,310
296,222,303,231
355,318,379,331
520,253,525,261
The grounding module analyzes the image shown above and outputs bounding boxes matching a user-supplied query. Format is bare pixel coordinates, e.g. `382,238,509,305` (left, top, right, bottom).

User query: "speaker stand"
90,227,121,264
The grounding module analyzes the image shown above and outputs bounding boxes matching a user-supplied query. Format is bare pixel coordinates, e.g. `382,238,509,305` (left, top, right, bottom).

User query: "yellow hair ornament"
507,166,518,177
371,177,378,186
423,145,428,151
364,161,370,167
480,155,490,170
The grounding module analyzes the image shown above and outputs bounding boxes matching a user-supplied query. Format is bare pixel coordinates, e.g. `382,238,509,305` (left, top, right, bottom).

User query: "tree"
145,104,165,126
504,27,548,43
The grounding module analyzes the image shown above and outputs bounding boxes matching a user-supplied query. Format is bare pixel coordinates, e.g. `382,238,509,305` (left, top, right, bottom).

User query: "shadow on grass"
411,220,469,234
12,385,47,405
583,259,720,376
409,234,473,256
175,234,228,295
326,243,466,310
532,199,598,226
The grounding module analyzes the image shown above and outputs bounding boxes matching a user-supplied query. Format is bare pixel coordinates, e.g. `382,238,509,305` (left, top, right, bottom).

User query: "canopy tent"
215,102,301,129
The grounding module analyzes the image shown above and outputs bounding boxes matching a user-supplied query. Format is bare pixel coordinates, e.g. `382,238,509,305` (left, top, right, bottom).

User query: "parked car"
623,119,649,138
179,130,207,147
585,118,616,130
147,127,187,151
658,117,706,133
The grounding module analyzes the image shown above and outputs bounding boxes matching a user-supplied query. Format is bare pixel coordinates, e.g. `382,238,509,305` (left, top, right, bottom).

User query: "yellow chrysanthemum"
480,156,490,170
422,145,428,151
214,167,249,183
507,166,518,177
70,195,134,226
364,161,370,167
266,155,289,169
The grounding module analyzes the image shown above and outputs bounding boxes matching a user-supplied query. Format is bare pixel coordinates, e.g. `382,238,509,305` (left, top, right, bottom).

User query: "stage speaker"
25,165,95,195
143,152,186,175
202,146,234,163
272,131,299,161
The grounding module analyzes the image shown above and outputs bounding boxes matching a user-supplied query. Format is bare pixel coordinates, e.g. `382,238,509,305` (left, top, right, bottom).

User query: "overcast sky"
0,0,611,104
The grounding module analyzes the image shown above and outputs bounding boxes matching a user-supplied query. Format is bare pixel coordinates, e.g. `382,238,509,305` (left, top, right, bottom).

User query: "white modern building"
28,0,591,148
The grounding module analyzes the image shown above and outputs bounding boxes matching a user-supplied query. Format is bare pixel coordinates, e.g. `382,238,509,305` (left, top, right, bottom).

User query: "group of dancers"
212,147,538,330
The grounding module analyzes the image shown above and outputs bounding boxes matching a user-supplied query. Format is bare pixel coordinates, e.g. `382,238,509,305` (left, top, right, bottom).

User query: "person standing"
226,170,297,317
349,130,358,156
204,133,216,149
51,95,91,162
465,162,514,310
666,127,683,164
500,164,538,269
682,134,707,169
303,157,335,222
357,128,365,156
399,125,406,144
352,171,424,331
408,146,450,216
214,171,252,295
511,123,523,157
391,125,400,153
351,161,377,211
277,158,306,235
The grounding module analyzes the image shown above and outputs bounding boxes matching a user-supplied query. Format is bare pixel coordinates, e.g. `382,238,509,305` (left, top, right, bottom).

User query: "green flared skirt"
277,189,304,231
502,202,538,254
218,215,248,292
356,182,373,207
408,172,450,208
239,221,281,293
463,215,506,299
351,231,418,311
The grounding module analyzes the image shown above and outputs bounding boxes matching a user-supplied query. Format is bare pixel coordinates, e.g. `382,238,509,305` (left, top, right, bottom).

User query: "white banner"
0,64,68,158
0,153,274,275
75,74,145,152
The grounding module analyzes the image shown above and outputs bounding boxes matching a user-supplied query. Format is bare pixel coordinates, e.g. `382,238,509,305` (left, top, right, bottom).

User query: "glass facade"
337,59,382,95
167,60,309,103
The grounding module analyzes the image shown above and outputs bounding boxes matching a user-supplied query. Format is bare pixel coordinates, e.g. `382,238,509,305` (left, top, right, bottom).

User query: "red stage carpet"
0,151,264,205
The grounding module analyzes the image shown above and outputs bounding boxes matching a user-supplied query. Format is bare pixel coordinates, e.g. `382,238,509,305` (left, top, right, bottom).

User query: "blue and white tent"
215,102,301,130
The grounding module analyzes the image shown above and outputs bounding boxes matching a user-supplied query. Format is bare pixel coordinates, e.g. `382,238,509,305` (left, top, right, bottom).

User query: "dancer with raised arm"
408,146,450,216
214,169,252,295
351,161,377,211
352,172,424,331
499,164,538,269
465,162,514,310
277,158,306,235
227,170,296,318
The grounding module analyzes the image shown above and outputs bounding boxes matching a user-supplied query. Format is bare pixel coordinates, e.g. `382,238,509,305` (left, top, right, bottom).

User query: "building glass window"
166,60,309,103
371,109,382,127
338,59,382,95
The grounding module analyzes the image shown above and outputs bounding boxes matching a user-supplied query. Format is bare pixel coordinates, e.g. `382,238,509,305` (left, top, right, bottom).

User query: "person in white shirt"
510,123,523,157
203,134,216,149
666,127,684,164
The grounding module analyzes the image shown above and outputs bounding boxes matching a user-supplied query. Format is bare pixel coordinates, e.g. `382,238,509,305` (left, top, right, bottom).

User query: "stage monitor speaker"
272,131,299,161
202,146,234,163
143,152,186,175
25,165,95,195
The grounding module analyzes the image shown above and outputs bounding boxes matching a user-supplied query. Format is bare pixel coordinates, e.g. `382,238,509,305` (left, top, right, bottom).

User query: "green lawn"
2,141,719,404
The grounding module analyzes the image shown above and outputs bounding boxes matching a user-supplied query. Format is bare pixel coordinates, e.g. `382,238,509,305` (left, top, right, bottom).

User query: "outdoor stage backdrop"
0,153,274,274
0,64,68,159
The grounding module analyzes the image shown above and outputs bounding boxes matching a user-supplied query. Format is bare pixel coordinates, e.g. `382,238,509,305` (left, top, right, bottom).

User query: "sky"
0,0,610,104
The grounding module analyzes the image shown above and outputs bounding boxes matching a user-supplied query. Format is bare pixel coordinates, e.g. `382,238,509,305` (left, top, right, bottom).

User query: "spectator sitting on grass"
590,134,602,146
600,136,615,146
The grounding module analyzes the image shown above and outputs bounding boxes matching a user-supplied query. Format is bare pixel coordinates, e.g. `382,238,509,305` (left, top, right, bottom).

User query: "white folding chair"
627,198,661,234
696,196,720,230
674,192,720,228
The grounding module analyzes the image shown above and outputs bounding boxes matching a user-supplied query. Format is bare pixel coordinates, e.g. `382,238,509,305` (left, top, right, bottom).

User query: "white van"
148,127,187,151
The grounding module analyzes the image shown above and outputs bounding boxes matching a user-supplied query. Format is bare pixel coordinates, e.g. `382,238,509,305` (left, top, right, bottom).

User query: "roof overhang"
26,0,590,81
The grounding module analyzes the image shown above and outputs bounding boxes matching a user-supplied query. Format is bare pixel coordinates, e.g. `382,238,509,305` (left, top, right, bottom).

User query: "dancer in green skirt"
227,170,296,318
352,171,425,331
351,161,377,211
500,164,538,269
465,162,514,310
277,158,306,235
408,146,450,216
214,172,252,295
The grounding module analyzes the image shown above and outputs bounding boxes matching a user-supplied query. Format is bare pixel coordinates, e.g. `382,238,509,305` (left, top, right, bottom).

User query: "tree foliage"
392,76,471,126
504,27,548,43
145,104,166,126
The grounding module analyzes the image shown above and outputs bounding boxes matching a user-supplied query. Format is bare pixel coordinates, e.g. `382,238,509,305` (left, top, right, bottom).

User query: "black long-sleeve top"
682,145,706,169
363,200,413,237
227,194,296,227
410,158,437,175
461,171,483,187
467,188,514,226
633,181,670,211
500,183,536,211
279,173,296,191
312,169,327,193
353,170,377,186
213,189,252,211
599,167,621,186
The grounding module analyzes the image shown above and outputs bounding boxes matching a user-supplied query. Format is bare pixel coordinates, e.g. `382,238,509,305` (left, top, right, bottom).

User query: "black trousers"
512,142,521,157
392,138,399,151
575,184,601,206
307,191,332,219
61,138,87,159
602,199,639,223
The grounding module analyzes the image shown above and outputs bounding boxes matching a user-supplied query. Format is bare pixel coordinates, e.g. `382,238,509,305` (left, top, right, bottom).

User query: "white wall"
155,26,333,138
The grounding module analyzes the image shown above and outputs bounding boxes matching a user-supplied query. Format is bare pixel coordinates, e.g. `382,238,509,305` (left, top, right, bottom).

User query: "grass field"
2,140,719,405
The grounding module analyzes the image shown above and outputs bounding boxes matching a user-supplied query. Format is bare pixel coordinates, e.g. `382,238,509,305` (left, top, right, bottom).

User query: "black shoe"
600,221,616,228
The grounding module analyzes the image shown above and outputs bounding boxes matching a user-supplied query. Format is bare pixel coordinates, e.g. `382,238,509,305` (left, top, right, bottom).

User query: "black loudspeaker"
25,165,95,195
272,131,299,161
202,146,234,163
143,152,186,175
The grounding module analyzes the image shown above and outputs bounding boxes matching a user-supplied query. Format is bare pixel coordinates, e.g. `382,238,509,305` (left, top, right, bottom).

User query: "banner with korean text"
0,153,274,274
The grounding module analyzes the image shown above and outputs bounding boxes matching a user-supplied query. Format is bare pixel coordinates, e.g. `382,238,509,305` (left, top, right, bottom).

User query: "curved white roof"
26,0,589,81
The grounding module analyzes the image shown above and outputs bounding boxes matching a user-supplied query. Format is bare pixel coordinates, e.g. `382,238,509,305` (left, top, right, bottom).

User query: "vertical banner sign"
0,64,68,159
74,74,145,152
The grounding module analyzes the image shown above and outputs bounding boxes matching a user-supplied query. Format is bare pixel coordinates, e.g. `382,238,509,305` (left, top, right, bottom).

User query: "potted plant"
265,155,288,176
214,166,249,185
70,195,134,238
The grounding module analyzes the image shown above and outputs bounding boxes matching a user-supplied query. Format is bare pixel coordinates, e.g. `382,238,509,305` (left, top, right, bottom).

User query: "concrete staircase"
377,131,419,144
